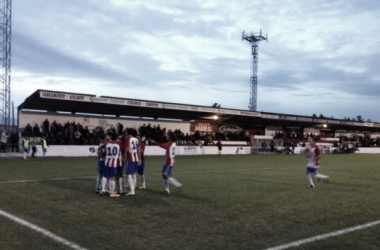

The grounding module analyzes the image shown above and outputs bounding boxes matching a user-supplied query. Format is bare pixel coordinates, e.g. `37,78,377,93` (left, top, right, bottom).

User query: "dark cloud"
9,0,380,122
12,32,132,81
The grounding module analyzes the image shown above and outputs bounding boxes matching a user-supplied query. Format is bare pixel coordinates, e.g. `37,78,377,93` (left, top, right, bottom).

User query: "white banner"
28,145,253,157
15,145,380,157
38,91,262,117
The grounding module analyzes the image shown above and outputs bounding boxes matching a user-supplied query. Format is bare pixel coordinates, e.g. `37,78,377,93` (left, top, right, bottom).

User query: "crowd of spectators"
0,129,19,153
22,119,132,146
20,119,252,146
337,135,380,147
272,131,320,140
170,130,251,145
19,118,380,147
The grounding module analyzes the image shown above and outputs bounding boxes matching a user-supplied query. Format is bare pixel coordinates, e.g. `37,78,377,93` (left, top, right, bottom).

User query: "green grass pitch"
0,154,380,250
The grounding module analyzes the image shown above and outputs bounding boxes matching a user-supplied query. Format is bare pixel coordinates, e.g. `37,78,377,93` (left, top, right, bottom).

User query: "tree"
211,103,221,108
356,115,363,122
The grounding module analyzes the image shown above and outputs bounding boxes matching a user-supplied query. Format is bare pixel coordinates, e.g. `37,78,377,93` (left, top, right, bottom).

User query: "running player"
137,136,146,189
153,132,182,194
315,145,330,183
101,133,122,197
125,129,139,196
305,138,321,188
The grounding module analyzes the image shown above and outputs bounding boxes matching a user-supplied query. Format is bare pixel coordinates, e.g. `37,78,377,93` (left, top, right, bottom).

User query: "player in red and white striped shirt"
115,135,126,194
137,136,146,189
124,129,139,196
101,133,122,197
95,135,107,194
153,132,182,194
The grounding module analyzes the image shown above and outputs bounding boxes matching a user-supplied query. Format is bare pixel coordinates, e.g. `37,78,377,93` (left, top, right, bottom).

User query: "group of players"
95,129,182,197
96,130,326,195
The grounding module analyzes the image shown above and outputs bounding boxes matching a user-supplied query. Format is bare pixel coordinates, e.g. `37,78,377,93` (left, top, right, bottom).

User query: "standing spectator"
291,141,297,154
33,124,41,136
22,136,30,160
10,131,19,152
25,123,33,136
1,130,9,152
270,141,275,153
43,119,50,134
30,137,37,157
216,139,222,156
41,136,48,157
117,123,124,136
74,130,82,145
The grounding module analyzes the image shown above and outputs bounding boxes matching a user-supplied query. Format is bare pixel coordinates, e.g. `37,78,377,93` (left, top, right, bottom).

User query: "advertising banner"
190,122,218,133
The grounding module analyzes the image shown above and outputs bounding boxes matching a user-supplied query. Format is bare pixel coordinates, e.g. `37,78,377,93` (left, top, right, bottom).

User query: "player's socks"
168,177,182,188
141,175,146,187
307,174,315,187
126,176,135,195
109,179,117,196
118,177,124,192
96,176,102,190
128,175,135,192
163,179,169,192
132,174,137,189
101,176,107,192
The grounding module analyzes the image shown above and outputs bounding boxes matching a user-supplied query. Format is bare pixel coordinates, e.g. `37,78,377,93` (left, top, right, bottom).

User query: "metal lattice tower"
242,30,267,111
0,0,11,127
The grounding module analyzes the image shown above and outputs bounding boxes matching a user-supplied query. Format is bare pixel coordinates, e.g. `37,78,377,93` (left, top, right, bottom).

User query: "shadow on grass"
38,178,210,208
116,188,210,206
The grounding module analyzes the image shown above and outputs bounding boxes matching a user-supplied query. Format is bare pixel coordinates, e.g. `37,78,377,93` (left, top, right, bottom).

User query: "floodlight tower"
242,30,267,111
0,0,12,128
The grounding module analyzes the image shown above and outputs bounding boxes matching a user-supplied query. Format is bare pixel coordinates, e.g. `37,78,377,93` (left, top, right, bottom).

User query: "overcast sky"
11,0,380,122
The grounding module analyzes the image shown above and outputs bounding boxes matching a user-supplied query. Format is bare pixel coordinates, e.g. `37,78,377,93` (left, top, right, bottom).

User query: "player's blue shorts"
306,166,318,174
162,164,173,176
137,163,145,175
104,166,117,178
23,148,29,153
97,160,105,175
125,161,137,175
116,166,124,176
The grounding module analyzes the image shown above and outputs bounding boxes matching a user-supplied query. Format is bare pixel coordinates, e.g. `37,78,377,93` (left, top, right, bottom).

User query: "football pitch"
0,154,380,250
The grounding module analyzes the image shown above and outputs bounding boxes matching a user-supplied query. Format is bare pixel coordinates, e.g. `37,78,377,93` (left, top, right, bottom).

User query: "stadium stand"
3,89,378,155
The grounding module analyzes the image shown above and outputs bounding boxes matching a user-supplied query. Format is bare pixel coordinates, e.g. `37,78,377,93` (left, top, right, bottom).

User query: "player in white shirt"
101,133,122,197
305,138,324,188
124,129,139,196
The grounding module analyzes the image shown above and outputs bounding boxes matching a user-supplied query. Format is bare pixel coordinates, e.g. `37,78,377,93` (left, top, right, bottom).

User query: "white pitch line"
265,220,380,250
0,176,96,184
0,167,274,185
175,167,274,175
0,208,88,250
